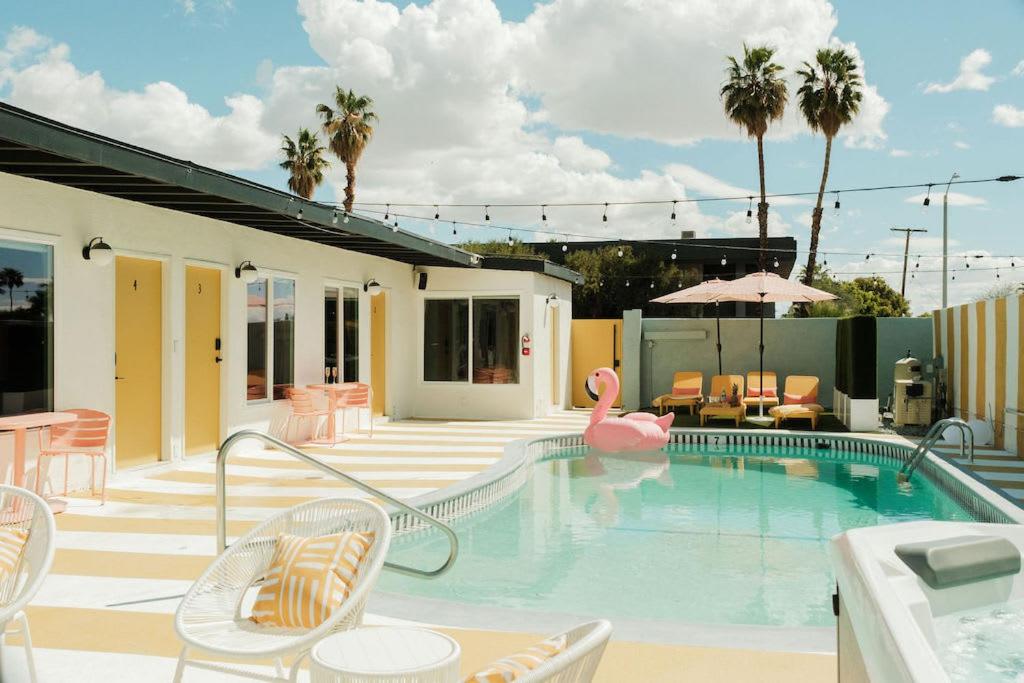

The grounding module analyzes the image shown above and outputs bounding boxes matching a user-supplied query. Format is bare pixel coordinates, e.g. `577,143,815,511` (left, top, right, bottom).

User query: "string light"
823,254,828,267
452,222,457,237
626,279,630,287
773,256,780,269
541,205,547,222
343,212,350,224
332,210,338,224
923,185,932,207
833,191,841,214
746,197,753,223
670,201,677,221
865,253,872,261
602,203,608,222
721,254,727,266
671,249,677,260
649,281,654,289
617,247,624,258
384,204,390,221
507,230,514,246
297,207,303,220
562,243,568,252
485,205,491,221
392,217,399,231
434,205,439,220
965,256,970,269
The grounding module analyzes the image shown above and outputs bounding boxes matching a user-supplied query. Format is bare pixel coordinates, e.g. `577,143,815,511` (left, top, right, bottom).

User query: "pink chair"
283,388,330,443
336,383,374,438
35,408,111,504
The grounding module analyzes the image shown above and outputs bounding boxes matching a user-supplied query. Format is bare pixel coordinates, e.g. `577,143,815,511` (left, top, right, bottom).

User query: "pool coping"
376,428,1024,652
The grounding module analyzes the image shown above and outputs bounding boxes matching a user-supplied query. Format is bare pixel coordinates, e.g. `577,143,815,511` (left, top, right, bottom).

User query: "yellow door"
550,306,560,405
185,266,221,456
370,292,387,416
115,256,162,468
571,319,622,407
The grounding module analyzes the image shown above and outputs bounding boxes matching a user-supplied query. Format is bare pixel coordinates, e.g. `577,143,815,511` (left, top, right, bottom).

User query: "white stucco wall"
0,171,572,492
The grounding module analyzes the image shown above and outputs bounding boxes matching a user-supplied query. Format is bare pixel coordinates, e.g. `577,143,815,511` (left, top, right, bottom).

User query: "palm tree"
796,48,863,291
0,267,24,311
279,128,330,200
721,45,788,270
316,87,378,213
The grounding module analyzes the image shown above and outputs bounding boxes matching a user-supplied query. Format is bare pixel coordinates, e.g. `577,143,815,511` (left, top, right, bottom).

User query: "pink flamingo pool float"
584,367,673,452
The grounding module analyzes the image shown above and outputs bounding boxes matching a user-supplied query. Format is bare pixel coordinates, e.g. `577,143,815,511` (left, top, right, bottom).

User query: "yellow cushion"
0,528,28,579
250,531,375,628
464,634,567,682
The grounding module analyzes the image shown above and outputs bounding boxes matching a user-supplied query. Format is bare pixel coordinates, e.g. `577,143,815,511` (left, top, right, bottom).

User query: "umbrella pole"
715,302,723,376
759,293,765,417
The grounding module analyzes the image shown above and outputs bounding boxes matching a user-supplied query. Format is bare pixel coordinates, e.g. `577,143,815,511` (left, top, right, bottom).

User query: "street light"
941,172,959,309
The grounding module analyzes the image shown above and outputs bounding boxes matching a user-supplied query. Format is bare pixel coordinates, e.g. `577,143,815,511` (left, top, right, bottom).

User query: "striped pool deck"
8,413,845,682
928,442,1024,501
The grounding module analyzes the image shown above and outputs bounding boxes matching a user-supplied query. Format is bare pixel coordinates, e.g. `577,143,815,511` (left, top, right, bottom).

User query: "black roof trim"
481,256,584,284
0,103,478,268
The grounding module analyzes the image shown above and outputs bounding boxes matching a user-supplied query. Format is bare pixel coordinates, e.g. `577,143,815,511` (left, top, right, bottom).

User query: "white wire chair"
0,486,56,683
519,620,613,683
172,498,392,682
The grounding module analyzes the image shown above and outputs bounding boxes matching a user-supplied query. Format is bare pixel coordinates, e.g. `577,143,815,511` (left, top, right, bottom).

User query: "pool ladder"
215,430,459,579
898,418,974,482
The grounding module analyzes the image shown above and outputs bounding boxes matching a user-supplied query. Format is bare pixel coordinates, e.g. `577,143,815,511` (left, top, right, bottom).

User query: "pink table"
307,384,358,445
0,411,77,513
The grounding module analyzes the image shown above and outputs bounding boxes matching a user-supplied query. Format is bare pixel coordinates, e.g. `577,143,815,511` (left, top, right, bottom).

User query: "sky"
1,0,1022,314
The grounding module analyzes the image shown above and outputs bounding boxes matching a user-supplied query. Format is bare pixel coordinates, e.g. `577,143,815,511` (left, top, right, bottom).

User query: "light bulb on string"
602,203,608,223
541,205,547,222
670,201,677,221
343,212,349,224
332,210,338,224
384,204,390,221
507,231,514,247
773,256,780,269
746,197,753,223
485,205,490,221
434,206,439,220
671,249,677,260
626,279,630,287
997,269,1001,279
865,253,872,261
721,254,727,266
649,281,654,289
833,191,841,214
452,222,457,237
965,256,970,269
923,185,932,208
562,243,568,252
392,217,399,231
617,247,624,258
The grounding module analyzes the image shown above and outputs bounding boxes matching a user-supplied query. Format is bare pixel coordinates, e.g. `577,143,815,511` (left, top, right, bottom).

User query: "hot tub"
830,521,1024,682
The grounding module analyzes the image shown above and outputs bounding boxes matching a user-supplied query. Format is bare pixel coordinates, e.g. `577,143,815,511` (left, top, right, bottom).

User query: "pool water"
380,443,975,627
936,599,1024,682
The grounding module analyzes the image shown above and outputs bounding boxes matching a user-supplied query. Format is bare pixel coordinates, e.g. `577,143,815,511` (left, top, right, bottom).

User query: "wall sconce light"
546,293,560,308
82,237,114,266
364,279,384,296
234,260,259,283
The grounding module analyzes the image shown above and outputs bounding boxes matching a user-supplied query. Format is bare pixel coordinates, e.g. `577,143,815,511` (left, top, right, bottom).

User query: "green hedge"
835,316,877,399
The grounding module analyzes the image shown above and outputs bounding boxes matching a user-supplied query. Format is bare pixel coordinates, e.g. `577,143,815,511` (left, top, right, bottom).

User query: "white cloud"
179,0,196,14
924,48,994,93
551,136,612,173
664,164,807,206
1,31,278,171
993,104,1024,128
904,192,987,207
1012,60,1024,77
953,141,970,149
889,148,911,157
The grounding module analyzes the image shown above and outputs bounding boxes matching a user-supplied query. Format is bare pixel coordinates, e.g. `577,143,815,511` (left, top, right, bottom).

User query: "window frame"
246,272,296,405
323,278,363,384
420,292,522,386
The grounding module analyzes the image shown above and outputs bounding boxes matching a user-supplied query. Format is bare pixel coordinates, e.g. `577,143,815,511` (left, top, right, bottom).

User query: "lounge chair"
742,371,779,411
651,371,703,415
769,375,824,430
0,486,56,683
173,498,392,682
699,375,746,427
464,620,613,683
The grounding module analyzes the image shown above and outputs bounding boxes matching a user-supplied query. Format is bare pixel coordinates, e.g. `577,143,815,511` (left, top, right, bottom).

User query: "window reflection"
246,279,267,400
0,240,53,416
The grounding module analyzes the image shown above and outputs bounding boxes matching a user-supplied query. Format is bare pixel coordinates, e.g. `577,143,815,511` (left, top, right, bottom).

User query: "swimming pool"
379,439,1000,631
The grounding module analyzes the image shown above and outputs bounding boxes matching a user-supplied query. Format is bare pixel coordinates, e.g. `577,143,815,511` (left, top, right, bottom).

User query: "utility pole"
891,227,928,297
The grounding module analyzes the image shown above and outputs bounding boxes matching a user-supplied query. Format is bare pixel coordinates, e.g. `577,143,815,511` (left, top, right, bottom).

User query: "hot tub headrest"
895,535,1021,589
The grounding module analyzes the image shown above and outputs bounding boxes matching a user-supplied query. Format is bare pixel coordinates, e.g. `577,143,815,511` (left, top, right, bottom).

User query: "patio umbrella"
651,278,729,374
711,272,836,423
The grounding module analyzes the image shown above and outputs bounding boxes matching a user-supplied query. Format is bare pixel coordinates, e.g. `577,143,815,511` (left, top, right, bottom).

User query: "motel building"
0,103,578,493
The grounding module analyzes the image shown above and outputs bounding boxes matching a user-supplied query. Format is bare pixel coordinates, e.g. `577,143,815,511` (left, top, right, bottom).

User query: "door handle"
115,376,126,380
215,356,223,363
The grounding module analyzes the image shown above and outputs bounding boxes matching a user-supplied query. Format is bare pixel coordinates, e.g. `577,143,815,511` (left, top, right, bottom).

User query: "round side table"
310,626,461,683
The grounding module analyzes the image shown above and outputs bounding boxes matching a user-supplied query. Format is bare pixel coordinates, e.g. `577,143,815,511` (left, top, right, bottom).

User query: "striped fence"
933,294,1024,456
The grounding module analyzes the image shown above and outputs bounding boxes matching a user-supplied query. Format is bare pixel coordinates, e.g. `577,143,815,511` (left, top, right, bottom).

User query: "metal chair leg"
17,612,38,683
172,647,188,683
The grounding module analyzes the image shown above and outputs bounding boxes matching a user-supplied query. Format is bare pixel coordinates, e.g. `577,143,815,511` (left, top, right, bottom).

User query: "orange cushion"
672,387,700,397
0,528,28,579
784,392,815,405
747,388,777,398
464,634,568,682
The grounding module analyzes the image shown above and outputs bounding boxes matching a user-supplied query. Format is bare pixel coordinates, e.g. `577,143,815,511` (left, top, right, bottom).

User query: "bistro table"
307,383,359,445
309,626,461,683
0,411,77,513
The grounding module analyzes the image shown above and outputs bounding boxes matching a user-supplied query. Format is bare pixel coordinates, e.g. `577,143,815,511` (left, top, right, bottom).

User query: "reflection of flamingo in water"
584,367,673,452
584,451,672,526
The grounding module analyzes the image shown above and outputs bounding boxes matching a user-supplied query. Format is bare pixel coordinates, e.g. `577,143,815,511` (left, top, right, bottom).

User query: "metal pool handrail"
898,418,974,482
215,430,458,579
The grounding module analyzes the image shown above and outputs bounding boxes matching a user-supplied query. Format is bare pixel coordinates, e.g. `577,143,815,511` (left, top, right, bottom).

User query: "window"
472,298,519,384
424,299,469,382
272,278,295,400
324,286,360,383
422,297,519,384
0,239,53,416
246,277,294,402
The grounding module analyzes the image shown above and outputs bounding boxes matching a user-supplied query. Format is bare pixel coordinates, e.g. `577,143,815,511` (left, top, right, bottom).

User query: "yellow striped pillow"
463,634,568,682
0,528,29,579
250,531,375,628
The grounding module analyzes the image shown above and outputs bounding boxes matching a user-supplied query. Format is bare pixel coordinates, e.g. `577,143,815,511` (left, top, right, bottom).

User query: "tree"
458,239,538,257
980,281,1024,300
0,267,24,311
796,48,863,302
789,266,910,317
721,45,788,270
279,128,330,200
316,87,378,213
564,246,695,318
